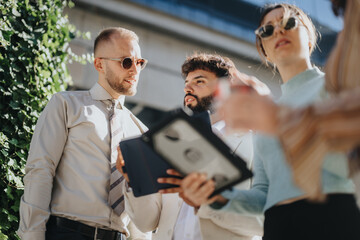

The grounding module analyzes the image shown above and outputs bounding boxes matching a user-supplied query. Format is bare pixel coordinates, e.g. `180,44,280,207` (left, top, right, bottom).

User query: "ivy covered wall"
0,0,76,238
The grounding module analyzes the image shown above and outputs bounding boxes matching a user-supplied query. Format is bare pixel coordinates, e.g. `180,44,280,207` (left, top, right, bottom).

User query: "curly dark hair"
331,0,347,16
181,53,232,79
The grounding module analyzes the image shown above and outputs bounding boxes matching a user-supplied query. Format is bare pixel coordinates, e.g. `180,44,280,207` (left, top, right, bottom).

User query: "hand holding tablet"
119,109,252,197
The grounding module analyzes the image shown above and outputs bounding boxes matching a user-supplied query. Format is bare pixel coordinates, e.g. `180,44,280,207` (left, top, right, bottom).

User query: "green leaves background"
0,0,76,238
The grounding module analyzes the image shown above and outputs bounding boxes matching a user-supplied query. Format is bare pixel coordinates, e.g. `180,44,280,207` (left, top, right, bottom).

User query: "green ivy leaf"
0,0,83,238
68,1,75,8
11,8,21,17
8,214,18,223
1,149,9,157
0,231,9,240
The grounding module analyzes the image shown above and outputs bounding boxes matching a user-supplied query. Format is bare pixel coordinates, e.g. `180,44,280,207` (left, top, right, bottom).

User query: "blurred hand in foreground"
220,91,279,134
216,67,279,134
229,67,270,96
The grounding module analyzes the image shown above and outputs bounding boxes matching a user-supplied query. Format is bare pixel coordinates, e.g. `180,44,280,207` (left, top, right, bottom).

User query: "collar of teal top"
280,67,324,94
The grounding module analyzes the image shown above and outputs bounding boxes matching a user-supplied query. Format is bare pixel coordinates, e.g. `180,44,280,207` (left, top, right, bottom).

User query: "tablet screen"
152,119,242,189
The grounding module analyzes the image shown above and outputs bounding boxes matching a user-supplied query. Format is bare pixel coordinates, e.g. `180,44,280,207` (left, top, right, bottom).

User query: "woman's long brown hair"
325,0,360,93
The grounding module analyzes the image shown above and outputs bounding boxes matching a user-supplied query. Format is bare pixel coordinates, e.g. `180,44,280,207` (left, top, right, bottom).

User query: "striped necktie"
109,99,125,215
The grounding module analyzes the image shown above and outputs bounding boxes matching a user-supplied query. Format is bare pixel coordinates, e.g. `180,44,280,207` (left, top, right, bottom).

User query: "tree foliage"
0,0,76,238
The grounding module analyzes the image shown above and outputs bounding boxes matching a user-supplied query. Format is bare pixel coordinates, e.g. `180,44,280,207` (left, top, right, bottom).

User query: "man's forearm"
124,190,162,232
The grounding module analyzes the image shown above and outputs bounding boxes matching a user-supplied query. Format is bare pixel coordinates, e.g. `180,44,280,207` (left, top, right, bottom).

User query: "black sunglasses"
255,17,298,39
99,57,148,70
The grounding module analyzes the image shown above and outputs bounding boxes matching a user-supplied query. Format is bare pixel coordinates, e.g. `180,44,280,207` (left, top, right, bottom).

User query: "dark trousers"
46,219,93,240
263,194,360,240
45,216,125,240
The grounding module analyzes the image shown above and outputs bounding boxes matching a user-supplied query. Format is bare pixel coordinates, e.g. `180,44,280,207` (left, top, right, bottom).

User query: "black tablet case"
120,109,252,197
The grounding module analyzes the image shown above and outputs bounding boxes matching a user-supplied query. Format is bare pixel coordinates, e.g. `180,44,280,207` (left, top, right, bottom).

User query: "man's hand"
157,169,183,194
157,169,200,207
116,146,129,182
180,173,219,206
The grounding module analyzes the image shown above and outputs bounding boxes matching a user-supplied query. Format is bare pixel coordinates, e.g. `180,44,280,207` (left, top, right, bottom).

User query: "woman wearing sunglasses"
180,3,360,240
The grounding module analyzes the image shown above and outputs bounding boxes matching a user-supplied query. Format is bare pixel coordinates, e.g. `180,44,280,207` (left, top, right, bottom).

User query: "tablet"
120,136,178,197
119,110,210,197
120,109,252,197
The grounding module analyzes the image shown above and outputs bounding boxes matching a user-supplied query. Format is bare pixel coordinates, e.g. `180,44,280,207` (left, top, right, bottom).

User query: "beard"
105,66,137,96
184,93,214,113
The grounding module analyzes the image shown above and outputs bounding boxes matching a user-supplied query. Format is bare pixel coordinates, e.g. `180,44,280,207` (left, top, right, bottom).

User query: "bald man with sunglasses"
18,27,151,240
